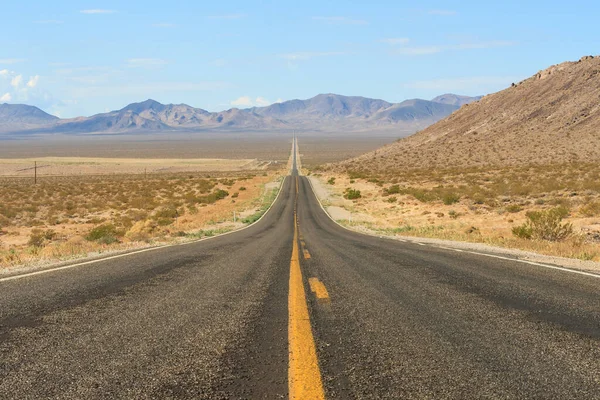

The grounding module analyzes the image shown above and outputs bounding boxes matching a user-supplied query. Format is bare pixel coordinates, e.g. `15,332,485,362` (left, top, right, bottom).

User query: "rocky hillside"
341,56,600,172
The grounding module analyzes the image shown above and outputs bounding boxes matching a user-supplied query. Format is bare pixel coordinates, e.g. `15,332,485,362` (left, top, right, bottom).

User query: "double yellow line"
288,176,325,399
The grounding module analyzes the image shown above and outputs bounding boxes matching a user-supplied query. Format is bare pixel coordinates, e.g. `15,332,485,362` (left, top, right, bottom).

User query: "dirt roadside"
308,175,600,274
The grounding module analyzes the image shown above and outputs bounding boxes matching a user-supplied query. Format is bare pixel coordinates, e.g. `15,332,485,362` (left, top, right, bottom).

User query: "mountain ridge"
0,93,481,134
339,55,600,172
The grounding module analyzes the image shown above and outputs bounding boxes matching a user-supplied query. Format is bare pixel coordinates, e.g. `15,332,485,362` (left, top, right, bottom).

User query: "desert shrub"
442,192,460,205
408,189,436,203
154,207,179,219
348,170,368,180
580,201,600,217
327,178,336,185
383,185,401,196
512,207,573,241
387,196,397,203
0,215,10,228
231,192,239,198
28,229,57,248
242,213,261,224
239,186,247,191
198,189,230,204
505,204,523,213
344,188,362,200
85,224,120,244
448,210,460,219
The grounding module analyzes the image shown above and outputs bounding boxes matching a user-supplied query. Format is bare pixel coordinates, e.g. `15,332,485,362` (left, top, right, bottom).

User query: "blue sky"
1,1,598,117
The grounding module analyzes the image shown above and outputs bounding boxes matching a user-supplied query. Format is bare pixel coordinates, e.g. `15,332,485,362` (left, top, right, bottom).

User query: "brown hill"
341,55,600,173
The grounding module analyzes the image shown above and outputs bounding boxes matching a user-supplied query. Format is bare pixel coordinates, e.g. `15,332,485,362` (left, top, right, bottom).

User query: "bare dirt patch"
0,157,268,177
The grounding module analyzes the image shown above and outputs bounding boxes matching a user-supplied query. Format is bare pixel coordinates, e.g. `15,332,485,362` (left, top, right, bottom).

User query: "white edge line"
305,176,600,280
0,174,288,283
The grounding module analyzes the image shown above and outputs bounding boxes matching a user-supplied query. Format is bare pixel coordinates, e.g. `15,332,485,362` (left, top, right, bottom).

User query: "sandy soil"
0,157,269,177
309,174,600,274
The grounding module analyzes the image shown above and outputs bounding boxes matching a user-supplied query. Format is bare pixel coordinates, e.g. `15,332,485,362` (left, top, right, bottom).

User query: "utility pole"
233,211,237,223
34,161,37,185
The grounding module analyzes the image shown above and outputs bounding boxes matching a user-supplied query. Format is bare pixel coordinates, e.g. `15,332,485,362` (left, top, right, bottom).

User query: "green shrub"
214,189,229,200
442,192,460,205
383,185,401,196
239,186,247,191
343,188,362,200
505,204,523,213
327,177,336,185
85,224,120,244
512,207,573,241
348,171,368,180
387,196,397,203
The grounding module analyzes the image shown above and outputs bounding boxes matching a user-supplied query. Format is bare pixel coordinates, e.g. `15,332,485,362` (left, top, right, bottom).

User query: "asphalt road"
1,139,599,399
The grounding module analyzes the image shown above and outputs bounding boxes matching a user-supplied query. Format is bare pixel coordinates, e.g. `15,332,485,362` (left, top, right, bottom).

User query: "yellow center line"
303,249,312,259
289,177,325,399
308,278,330,304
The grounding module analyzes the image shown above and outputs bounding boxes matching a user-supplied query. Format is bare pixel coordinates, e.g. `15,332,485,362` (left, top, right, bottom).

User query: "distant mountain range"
0,93,481,135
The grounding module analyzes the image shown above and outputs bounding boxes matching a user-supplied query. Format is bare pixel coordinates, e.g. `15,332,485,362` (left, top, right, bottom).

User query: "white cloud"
394,41,516,56
230,96,280,107
27,75,40,88
429,10,457,16
11,75,23,88
255,97,271,106
231,96,253,107
0,59,26,65
207,14,245,20
280,51,346,61
0,67,63,111
380,38,410,46
80,9,116,14
312,16,368,25
126,58,168,68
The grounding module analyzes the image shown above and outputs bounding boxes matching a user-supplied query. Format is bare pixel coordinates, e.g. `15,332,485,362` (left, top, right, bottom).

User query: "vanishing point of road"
1,138,599,399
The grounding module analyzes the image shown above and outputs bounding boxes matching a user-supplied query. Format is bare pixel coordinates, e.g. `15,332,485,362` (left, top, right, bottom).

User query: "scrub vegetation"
313,162,600,261
0,171,283,268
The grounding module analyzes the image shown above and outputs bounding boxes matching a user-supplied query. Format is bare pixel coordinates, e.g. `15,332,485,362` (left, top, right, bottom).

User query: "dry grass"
0,170,283,269
311,162,600,261
0,157,271,177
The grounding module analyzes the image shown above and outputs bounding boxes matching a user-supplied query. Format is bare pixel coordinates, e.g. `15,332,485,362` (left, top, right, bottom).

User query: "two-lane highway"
1,137,599,399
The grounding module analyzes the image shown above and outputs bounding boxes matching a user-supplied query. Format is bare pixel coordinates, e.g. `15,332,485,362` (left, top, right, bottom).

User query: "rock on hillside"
341,55,600,172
